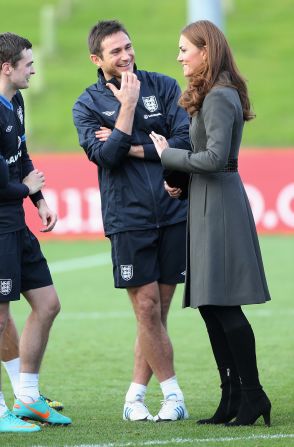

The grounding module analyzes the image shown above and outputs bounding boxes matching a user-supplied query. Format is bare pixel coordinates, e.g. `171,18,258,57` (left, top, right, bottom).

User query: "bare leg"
6,288,71,424
158,283,175,327
132,283,176,384
1,313,19,362
128,282,175,383
20,285,60,373
0,303,10,407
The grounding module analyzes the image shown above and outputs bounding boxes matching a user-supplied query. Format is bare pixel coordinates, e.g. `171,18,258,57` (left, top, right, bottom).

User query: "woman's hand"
149,131,169,158
164,181,182,199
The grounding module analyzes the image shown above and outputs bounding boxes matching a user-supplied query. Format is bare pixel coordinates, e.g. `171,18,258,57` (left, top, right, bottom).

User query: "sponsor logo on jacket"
6,149,22,165
143,113,162,120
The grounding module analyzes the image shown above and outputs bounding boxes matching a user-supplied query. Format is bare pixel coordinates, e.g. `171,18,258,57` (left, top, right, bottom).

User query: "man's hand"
128,145,144,158
22,169,45,194
95,129,144,159
36,199,57,232
106,72,140,109
95,126,112,142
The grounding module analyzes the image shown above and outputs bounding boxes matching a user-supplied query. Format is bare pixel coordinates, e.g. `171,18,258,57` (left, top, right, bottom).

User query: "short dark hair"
0,32,32,68
88,20,130,57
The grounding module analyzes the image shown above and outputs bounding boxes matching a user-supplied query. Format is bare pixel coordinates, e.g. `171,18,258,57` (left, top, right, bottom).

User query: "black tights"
199,305,261,389
199,305,250,332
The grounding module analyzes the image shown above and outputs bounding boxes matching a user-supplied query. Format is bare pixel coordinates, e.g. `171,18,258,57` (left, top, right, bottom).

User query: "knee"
6,312,13,325
136,297,159,327
46,297,61,321
36,292,61,322
0,313,8,335
0,319,6,335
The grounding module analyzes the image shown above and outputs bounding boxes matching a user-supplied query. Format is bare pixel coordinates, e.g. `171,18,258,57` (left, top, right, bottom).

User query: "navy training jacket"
0,92,43,234
73,68,191,236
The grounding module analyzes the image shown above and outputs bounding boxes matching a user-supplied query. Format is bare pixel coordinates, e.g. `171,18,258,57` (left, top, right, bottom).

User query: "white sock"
2,357,20,397
125,382,147,402
18,373,40,403
0,391,8,417
160,375,184,401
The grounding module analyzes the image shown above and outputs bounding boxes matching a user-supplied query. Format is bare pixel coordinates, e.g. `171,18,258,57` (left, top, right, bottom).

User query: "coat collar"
215,70,233,87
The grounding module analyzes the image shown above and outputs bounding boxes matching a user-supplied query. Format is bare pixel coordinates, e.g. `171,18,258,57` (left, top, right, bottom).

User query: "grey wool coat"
161,85,271,308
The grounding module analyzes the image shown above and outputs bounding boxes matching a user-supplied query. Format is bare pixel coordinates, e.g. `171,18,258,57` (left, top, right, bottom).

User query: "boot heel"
262,409,271,427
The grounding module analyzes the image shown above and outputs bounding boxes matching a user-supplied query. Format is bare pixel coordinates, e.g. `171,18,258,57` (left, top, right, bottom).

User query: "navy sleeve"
0,180,29,201
143,78,191,160
0,118,30,199
0,150,30,201
20,140,44,205
0,155,8,188
73,100,132,169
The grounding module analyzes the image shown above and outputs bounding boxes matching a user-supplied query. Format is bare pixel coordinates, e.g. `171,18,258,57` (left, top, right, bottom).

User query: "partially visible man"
1,112,64,416
73,20,190,422
0,155,8,187
0,32,71,432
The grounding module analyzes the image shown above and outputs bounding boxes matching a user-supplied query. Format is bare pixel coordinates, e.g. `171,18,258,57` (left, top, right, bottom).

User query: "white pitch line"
59,311,133,320
56,309,294,320
12,306,294,325
29,433,294,447
49,252,111,273
45,253,294,320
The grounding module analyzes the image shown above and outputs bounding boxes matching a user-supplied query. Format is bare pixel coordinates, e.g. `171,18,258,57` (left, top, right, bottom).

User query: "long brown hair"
179,20,254,121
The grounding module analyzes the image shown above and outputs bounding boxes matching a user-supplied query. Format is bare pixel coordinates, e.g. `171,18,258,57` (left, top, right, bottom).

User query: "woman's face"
177,34,206,78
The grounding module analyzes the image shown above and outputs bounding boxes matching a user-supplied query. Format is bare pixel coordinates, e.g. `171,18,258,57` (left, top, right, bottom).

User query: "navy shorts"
0,227,53,302
110,221,186,288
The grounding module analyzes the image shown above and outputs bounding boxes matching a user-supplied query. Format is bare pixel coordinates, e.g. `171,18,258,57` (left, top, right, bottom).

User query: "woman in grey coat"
150,20,271,427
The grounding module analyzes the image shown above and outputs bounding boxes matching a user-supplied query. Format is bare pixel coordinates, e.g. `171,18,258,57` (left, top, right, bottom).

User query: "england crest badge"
120,265,133,281
142,96,158,113
0,279,12,295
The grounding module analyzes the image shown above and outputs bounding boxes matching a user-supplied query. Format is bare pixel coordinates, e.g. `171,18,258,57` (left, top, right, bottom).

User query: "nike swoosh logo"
19,402,50,419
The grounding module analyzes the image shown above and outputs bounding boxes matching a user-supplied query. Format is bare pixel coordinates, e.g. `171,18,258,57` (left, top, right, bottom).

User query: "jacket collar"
0,94,13,111
215,70,233,87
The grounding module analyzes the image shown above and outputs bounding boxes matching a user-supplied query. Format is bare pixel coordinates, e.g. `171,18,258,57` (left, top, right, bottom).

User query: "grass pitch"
1,236,293,446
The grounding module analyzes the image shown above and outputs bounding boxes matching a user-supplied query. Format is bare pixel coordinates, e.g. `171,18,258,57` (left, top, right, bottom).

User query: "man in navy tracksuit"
0,32,71,432
73,20,191,422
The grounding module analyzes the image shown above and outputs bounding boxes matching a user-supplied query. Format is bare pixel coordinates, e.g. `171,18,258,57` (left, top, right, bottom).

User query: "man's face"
9,48,35,89
94,31,135,81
